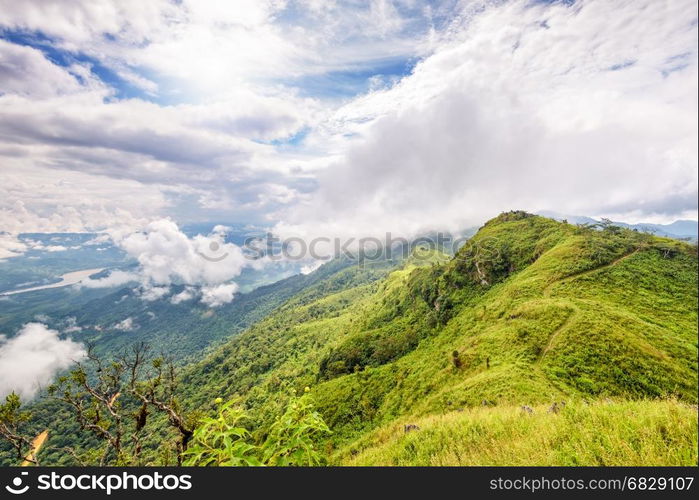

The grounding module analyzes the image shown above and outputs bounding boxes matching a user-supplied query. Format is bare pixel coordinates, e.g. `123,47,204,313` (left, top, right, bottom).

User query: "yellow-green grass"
338,399,698,466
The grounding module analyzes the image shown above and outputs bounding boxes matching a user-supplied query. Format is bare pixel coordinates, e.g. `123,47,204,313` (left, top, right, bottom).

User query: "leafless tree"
48,342,196,465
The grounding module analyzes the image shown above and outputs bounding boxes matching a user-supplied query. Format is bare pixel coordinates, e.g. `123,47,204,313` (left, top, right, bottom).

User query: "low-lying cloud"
79,269,139,289
112,317,137,331
0,323,86,400
91,219,256,306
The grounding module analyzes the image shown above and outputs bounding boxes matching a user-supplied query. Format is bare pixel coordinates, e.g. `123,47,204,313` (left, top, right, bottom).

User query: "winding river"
0,268,105,296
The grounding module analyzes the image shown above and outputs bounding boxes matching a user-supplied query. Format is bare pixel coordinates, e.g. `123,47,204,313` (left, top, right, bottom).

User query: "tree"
451,350,462,369
0,393,36,464
48,342,197,465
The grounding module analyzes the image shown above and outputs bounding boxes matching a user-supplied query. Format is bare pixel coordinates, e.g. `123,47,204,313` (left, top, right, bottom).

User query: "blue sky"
1,0,437,104
1,24,420,109
0,28,156,101
0,0,696,257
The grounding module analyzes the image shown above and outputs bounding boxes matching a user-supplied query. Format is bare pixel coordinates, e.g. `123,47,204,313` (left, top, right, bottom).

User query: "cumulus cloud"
137,285,170,302
117,219,248,286
96,219,255,306
277,0,698,241
79,270,139,289
200,283,239,308
0,323,86,400
0,233,26,260
170,287,196,305
0,39,92,97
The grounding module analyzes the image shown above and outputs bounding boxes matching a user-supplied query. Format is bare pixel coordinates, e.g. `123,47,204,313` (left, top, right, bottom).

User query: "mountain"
538,211,698,241
638,220,698,239
1,256,394,366
3,212,697,466
175,211,697,465
0,256,400,466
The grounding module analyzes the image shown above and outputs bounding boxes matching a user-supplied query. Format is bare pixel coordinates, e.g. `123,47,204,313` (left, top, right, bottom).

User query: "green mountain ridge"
175,211,697,465
3,211,697,466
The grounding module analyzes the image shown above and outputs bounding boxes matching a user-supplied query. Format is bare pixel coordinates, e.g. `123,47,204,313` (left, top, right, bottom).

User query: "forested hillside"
177,212,698,465
0,256,398,465
3,212,696,466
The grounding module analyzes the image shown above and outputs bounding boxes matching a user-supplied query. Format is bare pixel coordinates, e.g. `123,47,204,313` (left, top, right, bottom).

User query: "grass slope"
339,399,697,466
181,212,697,465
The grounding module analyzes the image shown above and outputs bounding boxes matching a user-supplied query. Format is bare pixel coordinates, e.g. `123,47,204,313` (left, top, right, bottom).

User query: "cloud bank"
89,219,255,306
0,0,696,255
0,323,86,400
276,0,698,243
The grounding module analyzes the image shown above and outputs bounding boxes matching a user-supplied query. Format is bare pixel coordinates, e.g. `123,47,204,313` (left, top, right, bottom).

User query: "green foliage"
0,393,30,427
0,393,34,462
261,390,331,466
177,213,696,463
182,399,260,466
5,212,697,466
183,392,330,466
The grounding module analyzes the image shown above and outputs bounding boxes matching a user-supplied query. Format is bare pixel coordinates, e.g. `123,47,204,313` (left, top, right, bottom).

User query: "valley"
2,212,694,466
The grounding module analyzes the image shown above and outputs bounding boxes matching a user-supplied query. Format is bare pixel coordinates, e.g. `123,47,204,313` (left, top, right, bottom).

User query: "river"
0,268,105,296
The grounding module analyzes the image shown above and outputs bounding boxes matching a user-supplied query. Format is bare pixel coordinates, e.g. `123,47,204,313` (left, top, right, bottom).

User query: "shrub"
183,393,330,466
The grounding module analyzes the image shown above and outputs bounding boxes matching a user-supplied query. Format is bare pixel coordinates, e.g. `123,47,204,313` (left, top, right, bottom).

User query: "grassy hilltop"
178,212,697,465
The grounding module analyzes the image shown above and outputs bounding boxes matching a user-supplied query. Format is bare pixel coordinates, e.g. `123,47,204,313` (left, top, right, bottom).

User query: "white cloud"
276,0,698,240
0,0,695,248
0,0,178,57
0,39,91,97
112,317,136,331
170,287,196,304
117,219,248,286
138,285,170,302
200,283,239,308
0,323,86,400
0,0,433,93
0,233,26,260
0,70,316,236
98,219,250,306
79,270,139,289
300,260,323,275
63,317,82,333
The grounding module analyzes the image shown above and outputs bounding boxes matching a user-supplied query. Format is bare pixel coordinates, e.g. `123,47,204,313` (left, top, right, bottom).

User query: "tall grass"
340,400,698,466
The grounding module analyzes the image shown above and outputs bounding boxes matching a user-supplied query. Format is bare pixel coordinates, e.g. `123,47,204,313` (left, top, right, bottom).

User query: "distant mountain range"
538,211,698,241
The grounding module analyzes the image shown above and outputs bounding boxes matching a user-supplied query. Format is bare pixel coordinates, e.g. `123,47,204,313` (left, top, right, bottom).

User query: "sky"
0,0,697,245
